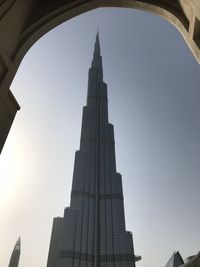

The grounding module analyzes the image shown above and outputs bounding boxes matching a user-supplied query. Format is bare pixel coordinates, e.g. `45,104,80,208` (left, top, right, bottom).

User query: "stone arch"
0,0,200,153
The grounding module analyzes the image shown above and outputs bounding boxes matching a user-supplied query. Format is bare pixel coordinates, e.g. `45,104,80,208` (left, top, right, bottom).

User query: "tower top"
91,31,103,80
8,237,21,267
15,237,21,251
93,31,101,58
95,30,100,53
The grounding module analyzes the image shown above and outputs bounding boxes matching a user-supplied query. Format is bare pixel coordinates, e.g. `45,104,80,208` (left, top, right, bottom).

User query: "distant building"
47,217,64,267
165,251,200,267
165,251,184,267
8,237,20,267
183,252,200,267
47,33,140,267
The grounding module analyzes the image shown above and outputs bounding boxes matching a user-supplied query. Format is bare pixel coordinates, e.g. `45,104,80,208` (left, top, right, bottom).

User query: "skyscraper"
8,237,21,267
165,251,184,267
47,33,136,267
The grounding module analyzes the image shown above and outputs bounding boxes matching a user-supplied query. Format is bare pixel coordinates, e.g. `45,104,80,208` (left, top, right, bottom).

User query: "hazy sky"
0,7,200,267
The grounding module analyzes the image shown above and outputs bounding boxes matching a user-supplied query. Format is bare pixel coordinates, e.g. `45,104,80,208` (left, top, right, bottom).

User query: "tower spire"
15,237,21,250
94,30,100,57
87,32,104,106
91,31,103,79
8,237,21,267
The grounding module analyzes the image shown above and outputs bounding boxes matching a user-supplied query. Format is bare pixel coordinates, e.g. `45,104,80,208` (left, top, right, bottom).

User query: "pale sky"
0,7,200,267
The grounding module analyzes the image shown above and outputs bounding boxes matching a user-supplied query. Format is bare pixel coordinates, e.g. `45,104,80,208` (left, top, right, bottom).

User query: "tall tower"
8,238,21,267
47,33,136,267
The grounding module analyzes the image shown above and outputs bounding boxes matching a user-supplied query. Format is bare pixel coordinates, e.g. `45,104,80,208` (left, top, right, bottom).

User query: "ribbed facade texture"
47,33,135,267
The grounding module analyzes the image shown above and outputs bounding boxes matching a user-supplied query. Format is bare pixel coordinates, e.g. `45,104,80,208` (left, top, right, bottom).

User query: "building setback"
8,238,20,267
47,33,136,267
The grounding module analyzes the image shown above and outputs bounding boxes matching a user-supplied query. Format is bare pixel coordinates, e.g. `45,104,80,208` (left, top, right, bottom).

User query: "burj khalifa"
47,33,137,267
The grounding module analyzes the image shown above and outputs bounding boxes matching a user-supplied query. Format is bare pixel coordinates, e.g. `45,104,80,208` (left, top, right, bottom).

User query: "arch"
0,0,200,153
2,0,194,87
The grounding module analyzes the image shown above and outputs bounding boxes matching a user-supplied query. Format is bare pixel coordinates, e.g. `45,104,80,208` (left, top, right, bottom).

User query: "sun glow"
0,127,29,203
0,142,20,202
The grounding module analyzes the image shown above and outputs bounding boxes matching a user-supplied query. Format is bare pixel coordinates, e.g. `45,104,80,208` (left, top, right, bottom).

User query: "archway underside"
0,0,200,153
